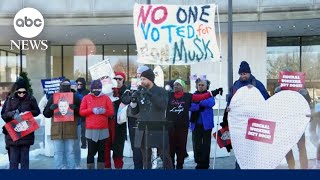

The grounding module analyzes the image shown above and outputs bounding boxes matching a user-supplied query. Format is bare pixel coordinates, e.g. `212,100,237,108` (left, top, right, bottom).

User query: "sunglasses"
17,91,27,94
114,78,123,81
77,83,83,86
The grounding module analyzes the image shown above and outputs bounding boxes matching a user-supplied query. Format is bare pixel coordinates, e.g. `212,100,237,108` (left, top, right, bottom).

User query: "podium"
136,120,173,169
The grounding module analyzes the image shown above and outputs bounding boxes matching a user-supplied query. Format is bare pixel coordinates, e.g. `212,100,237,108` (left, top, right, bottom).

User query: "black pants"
169,127,188,169
87,139,106,164
141,135,173,169
9,145,30,169
192,124,212,169
128,117,143,169
80,118,86,148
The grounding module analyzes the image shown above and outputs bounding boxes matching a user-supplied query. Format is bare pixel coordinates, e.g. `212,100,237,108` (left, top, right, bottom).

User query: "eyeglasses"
114,78,123,81
17,91,27,94
77,83,83,86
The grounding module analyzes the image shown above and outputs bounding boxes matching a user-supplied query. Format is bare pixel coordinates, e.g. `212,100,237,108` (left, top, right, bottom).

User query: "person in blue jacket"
226,61,269,110
226,61,270,169
190,78,215,169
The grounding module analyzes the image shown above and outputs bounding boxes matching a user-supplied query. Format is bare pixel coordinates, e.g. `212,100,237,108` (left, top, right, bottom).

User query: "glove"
211,88,223,96
69,104,76,110
13,113,23,122
7,109,19,118
131,91,140,103
97,107,106,114
50,104,58,110
92,107,106,115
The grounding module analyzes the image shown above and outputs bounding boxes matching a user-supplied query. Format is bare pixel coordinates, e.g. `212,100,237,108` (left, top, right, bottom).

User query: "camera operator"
129,69,173,169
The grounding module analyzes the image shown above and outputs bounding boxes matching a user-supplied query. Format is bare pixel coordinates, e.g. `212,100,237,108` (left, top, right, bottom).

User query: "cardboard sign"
245,118,276,144
133,3,220,65
89,59,115,80
41,77,64,95
5,112,39,142
213,126,231,148
228,86,310,169
53,92,74,122
279,71,305,91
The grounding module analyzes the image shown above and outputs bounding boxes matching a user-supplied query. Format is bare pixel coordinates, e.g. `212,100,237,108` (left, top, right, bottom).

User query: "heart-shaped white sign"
228,86,310,169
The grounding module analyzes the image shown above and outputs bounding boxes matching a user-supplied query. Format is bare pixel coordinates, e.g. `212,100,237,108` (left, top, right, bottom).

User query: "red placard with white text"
5,112,39,142
213,126,231,148
245,118,276,144
279,71,305,91
53,92,74,122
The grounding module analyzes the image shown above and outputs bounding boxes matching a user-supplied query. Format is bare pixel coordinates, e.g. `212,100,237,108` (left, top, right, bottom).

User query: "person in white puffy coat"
38,94,54,157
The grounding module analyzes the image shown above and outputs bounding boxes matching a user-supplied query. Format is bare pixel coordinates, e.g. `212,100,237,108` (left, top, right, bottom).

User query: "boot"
97,162,105,169
87,163,95,169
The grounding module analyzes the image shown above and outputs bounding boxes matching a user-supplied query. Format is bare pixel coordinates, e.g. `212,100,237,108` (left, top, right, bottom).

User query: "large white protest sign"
133,3,220,65
88,59,115,80
228,86,310,169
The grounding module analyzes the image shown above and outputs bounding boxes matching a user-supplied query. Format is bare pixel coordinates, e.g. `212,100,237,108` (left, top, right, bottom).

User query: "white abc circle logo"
13,8,44,38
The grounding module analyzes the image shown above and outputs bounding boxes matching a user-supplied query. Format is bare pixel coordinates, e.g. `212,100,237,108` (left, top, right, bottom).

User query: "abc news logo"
10,8,48,50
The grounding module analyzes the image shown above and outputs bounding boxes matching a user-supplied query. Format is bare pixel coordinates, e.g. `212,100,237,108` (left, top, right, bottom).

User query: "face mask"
60,85,71,92
92,90,101,96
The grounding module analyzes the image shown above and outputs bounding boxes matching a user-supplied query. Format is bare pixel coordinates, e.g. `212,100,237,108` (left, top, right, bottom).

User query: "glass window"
51,46,62,78
128,45,139,80
88,45,103,82
104,45,128,79
63,46,86,80
301,36,320,105
266,37,300,94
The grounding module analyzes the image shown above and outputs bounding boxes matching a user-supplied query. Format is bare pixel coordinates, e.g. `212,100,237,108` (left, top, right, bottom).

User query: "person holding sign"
1,78,40,169
43,79,81,169
226,61,270,169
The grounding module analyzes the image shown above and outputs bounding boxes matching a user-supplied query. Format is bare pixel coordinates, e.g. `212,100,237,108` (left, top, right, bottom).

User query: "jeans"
9,145,30,169
53,139,76,169
74,125,81,167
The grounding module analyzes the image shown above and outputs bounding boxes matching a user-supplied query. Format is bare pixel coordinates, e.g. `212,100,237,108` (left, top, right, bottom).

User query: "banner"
53,92,74,122
279,71,305,91
5,112,39,142
89,59,115,80
41,77,64,95
153,65,164,87
228,86,310,169
133,3,220,65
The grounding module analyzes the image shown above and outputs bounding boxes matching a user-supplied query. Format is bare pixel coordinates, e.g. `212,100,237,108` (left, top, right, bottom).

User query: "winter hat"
115,72,126,80
70,80,76,86
137,65,150,74
174,79,186,89
141,69,155,82
238,61,251,74
90,79,102,90
15,78,27,90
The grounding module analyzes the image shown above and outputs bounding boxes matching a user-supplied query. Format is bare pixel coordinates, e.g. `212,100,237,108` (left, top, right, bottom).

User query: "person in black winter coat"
1,78,40,169
76,77,90,149
130,69,173,169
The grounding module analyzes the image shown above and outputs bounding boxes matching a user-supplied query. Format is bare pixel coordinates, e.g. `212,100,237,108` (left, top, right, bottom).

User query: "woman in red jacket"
80,80,114,169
